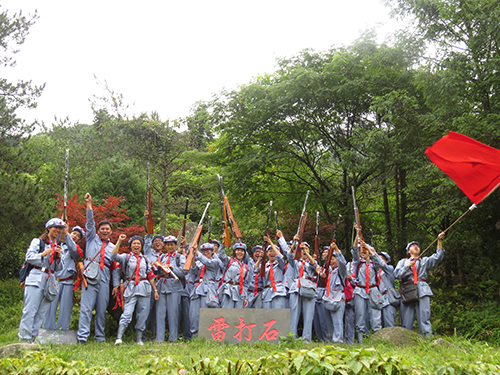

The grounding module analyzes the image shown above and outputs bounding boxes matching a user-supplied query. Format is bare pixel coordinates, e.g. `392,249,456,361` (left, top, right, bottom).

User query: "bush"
432,284,500,344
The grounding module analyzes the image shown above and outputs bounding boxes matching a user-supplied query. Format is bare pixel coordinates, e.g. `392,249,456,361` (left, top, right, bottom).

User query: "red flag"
425,131,500,204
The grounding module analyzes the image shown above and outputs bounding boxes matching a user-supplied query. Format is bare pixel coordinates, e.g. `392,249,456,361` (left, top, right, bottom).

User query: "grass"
2,277,500,374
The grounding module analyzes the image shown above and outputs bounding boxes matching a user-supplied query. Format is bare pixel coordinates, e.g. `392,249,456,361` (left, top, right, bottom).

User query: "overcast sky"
2,0,402,127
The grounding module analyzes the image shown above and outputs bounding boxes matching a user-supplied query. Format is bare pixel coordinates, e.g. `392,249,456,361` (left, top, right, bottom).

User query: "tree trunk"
382,178,393,249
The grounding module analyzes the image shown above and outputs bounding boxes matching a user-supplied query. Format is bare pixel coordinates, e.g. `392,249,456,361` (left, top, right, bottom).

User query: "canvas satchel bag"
400,260,420,305
44,273,59,302
83,261,101,286
298,277,317,299
369,287,384,310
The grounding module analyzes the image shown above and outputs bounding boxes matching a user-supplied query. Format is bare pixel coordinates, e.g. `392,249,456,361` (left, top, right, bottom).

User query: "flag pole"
419,203,477,257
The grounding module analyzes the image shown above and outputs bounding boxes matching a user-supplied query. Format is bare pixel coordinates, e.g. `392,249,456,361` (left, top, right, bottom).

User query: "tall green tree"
0,6,47,278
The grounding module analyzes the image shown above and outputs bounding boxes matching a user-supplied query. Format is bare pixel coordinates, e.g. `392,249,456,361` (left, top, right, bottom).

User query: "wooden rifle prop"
153,261,179,281
55,150,69,260
76,259,88,290
145,163,154,235
207,216,212,243
274,210,283,255
218,174,242,241
183,202,211,271
217,174,232,247
352,186,363,242
181,198,189,238
259,201,273,278
314,211,320,260
119,283,124,308
63,149,69,222
293,190,310,259
324,214,342,277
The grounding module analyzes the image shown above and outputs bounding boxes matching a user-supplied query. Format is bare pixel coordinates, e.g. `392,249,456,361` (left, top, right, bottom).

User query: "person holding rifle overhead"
394,232,446,337
317,241,347,343
218,236,251,308
246,245,263,308
18,218,66,342
189,241,223,337
155,235,187,343
287,236,317,342
351,227,383,343
258,231,288,309
112,234,158,345
75,193,120,344
313,246,334,342
375,251,399,328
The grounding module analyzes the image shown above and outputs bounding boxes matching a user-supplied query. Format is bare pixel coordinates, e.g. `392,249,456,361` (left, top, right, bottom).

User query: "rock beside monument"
0,343,40,359
371,327,423,346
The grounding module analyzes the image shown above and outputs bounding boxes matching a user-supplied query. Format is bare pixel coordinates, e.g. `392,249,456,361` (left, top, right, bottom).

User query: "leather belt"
356,284,377,288
34,266,49,274
264,281,282,288
58,276,73,282
85,258,111,268
404,279,426,284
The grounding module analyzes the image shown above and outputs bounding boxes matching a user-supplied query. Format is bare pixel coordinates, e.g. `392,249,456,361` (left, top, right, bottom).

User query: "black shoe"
77,340,87,345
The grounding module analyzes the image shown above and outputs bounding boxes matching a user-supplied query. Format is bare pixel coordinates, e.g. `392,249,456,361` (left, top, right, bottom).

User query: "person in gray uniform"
375,251,399,328
155,235,187,342
318,241,346,343
394,232,445,337
142,231,165,341
178,235,192,339
74,193,120,344
18,218,65,342
218,242,251,308
43,225,84,330
313,246,334,342
287,237,317,342
351,230,382,343
246,245,263,308
112,234,159,345
189,242,223,337
283,240,295,309
260,232,288,309
344,260,356,345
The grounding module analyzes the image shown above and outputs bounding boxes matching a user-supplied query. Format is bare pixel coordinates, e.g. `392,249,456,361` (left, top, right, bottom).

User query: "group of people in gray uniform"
18,195,446,345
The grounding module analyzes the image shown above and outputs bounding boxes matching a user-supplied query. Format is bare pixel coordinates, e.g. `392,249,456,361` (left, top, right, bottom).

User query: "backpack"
19,238,45,289
343,278,353,302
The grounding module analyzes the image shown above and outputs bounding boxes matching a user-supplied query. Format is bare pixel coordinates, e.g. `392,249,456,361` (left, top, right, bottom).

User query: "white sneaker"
137,341,144,346
115,339,122,345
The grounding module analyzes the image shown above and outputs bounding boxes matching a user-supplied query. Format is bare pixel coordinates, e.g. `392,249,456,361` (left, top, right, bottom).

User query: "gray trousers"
263,295,287,309
18,284,51,340
313,300,333,342
77,280,110,342
382,304,397,328
181,295,191,339
43,283,74,330
156,291,182,342
189,295,207,336
400,296,432,336
289,292,315,342
344,303,355,345
221,294,244,309
120,293,150,333
354,294,381,338
144,290,157,340
328,301,345,343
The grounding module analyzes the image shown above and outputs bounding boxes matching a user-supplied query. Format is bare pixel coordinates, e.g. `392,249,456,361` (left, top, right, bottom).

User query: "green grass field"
2,278,500,374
